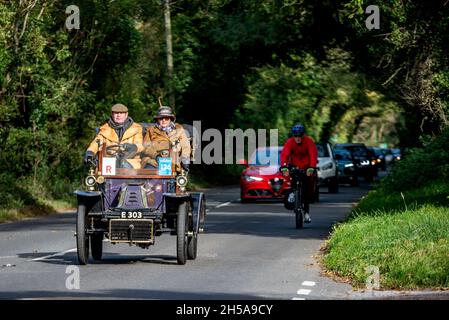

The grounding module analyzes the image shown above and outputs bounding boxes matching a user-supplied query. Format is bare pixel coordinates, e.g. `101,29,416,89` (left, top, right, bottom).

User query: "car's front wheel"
76,204,89,265
177,202,188,265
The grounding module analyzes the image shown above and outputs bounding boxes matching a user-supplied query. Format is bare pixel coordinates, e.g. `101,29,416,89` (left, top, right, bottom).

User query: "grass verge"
322,199,449,289
0,175,77,224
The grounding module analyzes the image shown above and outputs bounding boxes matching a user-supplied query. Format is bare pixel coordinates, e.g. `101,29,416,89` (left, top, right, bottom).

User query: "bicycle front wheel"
294,189,304,229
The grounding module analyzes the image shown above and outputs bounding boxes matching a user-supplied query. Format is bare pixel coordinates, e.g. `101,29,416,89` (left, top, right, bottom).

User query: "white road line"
0,256,17,259
302,281,316,287
292,297,306,300
31,248,77,261
297,289,312,295
215,201,231,208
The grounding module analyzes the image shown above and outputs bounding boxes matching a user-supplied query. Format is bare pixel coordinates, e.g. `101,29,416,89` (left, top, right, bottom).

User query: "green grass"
350,179,449,218
0,198,75,224
0,175,77,224
322,205,449,289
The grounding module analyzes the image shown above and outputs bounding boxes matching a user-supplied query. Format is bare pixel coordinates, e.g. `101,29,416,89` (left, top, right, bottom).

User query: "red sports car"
240,146,291,202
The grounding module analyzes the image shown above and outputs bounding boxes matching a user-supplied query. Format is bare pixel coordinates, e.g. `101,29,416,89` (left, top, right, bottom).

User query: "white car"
316,142,339,193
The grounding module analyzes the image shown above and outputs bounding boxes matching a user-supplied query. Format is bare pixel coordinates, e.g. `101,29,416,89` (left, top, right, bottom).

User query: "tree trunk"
164,0,175,110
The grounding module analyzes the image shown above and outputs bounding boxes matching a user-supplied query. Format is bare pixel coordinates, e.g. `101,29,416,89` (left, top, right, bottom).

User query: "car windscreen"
333,148,352,161
99,141,177,176
316,143,330,157
349,146,369,160
249,149,282,166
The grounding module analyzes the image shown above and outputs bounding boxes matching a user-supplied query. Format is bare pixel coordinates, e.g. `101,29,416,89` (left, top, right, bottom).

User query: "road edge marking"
30,248,77,261
297,289,312,295
215,201,231,208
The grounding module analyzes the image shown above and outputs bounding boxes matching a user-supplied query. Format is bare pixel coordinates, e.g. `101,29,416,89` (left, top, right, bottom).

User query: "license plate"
120,211,143,219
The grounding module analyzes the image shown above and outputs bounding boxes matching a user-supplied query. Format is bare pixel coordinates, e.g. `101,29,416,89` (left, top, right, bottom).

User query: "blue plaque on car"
158,157,172,175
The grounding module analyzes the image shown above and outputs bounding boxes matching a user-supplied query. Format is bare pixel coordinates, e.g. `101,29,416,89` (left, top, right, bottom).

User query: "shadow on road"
0,288,269,300
18,251,183,266
0,213,76,232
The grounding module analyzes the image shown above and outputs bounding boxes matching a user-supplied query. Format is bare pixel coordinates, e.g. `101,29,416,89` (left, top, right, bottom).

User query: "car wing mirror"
238,159,248,167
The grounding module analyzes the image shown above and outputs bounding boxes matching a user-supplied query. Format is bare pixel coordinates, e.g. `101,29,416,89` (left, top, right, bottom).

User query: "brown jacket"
141,124,191,169
87,122,143,156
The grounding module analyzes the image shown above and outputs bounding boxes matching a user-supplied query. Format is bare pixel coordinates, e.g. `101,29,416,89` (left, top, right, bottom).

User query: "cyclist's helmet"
291,124,305,137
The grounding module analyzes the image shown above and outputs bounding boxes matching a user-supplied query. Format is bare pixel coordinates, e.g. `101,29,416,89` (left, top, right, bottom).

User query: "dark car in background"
334,143,377,182
391,148,402,162
333,147,358,186
367,147,387,171
239,146,290,202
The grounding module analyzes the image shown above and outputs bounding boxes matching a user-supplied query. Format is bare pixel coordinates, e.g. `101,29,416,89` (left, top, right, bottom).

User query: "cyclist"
280,124,318,223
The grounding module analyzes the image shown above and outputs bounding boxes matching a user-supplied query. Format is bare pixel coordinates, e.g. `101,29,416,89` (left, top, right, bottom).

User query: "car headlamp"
244,176,263,182
176,175,188,187
321,162,333,170
85,175,96,187
361,160,370,166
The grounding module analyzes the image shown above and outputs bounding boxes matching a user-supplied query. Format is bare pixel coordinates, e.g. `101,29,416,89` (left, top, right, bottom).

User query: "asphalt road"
0,180,447,300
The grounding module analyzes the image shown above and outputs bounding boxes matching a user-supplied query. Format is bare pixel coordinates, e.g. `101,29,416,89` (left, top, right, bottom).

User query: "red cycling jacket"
280,135,318,169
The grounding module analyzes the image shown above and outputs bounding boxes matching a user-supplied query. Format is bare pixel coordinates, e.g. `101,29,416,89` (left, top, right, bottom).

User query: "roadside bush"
0,173,36,209
0,173,55,222
380,128,449,193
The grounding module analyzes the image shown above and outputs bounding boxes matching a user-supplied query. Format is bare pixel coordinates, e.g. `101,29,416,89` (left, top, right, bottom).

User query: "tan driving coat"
87,122,143,155
141,124,191,169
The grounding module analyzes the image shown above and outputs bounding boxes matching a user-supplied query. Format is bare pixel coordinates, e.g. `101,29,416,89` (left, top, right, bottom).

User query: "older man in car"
84,104,143,168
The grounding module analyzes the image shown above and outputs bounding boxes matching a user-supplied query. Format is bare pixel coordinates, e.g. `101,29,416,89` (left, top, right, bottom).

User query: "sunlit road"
1,180,445,300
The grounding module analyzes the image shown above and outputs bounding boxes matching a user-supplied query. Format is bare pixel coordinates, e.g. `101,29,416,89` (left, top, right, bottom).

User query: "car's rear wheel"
187,231,198,260
199,197,206,232
177,202,188,265
76,204,89,265
91,233,103,261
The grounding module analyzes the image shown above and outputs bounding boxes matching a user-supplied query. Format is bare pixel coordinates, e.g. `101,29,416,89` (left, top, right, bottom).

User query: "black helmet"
292,124,305,137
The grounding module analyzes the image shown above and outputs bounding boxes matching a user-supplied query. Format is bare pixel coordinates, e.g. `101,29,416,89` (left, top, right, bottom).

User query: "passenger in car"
141,106,191,172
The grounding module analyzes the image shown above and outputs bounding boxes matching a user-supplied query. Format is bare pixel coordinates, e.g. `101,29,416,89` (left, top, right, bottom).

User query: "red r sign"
106,165,111,174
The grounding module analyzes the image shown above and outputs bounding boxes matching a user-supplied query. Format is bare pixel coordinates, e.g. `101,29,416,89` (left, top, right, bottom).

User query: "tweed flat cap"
111,103,128,112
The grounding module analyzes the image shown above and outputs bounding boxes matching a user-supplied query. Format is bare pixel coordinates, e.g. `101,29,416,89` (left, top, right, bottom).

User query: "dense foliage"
1,0,449,215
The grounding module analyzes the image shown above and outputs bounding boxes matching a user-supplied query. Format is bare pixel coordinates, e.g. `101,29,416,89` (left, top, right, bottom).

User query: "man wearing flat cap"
84,104,143,167
141,106,191,172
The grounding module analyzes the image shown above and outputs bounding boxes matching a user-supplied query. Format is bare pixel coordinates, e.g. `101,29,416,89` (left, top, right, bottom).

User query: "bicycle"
280,165,310,229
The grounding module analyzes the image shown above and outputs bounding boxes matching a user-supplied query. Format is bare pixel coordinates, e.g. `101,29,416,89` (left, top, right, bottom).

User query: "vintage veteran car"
74,124,205,265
